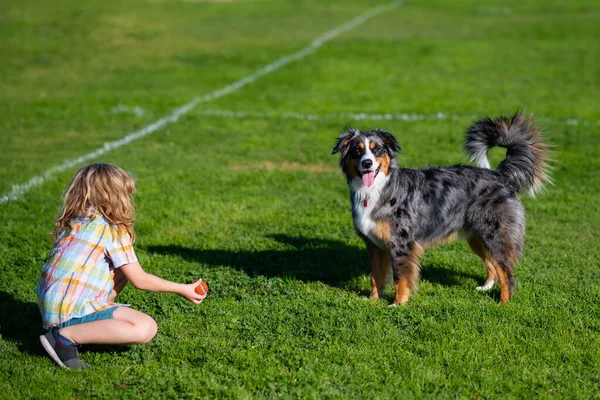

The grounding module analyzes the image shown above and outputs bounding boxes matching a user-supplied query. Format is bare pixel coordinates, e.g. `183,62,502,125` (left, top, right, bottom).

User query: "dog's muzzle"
356,164,381,188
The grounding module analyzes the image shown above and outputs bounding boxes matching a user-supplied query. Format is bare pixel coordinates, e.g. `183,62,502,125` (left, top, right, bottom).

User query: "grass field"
1,0,599,398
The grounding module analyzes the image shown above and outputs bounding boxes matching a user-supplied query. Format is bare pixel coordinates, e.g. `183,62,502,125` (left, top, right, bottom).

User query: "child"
36,163,206,369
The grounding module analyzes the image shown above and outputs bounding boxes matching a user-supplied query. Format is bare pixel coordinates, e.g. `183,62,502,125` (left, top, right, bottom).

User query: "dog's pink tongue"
362,172,376,187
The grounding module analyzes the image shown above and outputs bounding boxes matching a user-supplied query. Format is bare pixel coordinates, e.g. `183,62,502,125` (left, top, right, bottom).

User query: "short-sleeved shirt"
36,212,137,328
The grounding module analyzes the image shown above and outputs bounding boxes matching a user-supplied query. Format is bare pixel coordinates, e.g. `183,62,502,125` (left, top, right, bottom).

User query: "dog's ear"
374,128,402,154
332,128,358,155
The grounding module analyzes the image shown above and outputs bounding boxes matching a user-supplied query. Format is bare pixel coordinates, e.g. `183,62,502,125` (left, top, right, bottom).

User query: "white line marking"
111,104,146,117
194,108,455,121
0,1,404,204
193,108,600,127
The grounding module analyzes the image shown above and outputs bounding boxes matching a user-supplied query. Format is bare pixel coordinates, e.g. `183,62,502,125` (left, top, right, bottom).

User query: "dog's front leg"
389,241,423,305
367,241,390,300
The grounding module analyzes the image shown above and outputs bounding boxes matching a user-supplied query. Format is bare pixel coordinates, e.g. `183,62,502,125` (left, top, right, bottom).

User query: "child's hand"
179,279,207,304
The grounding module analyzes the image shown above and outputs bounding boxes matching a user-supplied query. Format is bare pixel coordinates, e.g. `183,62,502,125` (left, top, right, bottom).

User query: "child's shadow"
0,291,128,356
0,292,44,355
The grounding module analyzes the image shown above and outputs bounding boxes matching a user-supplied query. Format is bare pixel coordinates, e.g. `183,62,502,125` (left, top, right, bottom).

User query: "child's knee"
135,316,158,344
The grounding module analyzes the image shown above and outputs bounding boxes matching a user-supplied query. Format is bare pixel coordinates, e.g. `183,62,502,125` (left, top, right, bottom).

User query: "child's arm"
119,262,206,304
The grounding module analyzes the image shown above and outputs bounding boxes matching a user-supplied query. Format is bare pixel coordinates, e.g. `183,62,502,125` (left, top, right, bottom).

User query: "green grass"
1,0,599,398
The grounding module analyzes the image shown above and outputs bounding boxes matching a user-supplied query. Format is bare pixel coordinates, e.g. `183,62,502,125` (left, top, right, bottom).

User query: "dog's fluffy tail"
465,111,551,196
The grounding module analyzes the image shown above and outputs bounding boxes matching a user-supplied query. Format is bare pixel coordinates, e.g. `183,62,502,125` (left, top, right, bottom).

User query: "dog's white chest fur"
351,174,388,248
354,198,380,245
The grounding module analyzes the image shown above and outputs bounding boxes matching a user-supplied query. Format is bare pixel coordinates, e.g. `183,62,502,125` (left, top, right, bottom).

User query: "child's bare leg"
59,308,157,345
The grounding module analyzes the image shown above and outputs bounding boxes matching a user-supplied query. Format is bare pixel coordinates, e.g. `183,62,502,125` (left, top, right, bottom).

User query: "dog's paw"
387,303,398,308
476,281,495,291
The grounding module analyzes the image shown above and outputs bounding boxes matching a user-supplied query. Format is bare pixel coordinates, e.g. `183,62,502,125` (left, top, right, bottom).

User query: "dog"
332,111,550,305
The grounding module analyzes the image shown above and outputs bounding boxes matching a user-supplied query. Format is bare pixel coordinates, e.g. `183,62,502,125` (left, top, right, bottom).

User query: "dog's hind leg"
390,241,423,305
491,259,515,303
478,236,519,303
467,236,497,291
367,241,390,300
467,193,523,303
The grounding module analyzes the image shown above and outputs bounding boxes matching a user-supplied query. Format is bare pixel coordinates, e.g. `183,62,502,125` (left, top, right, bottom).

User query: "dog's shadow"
420,262,498,300
145,234,484,296
146,235,369,288
421,263,482,288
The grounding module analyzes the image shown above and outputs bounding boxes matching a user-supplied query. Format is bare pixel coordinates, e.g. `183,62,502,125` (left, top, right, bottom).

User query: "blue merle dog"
332,111,550,305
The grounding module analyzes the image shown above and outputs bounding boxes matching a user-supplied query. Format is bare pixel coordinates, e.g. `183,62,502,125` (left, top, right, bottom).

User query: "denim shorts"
57,306,121,328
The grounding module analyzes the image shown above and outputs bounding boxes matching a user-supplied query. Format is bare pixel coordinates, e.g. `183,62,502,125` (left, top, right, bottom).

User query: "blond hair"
54,163,136,242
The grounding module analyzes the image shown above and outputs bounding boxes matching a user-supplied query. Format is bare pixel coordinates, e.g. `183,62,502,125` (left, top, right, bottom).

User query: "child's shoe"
39,327,90,369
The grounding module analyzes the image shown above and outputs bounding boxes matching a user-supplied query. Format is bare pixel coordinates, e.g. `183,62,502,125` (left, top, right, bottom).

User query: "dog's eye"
353,148,361,156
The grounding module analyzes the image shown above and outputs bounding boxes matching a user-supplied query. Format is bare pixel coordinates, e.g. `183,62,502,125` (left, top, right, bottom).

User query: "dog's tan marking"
369,141,376,150
393,241,423,305
394,279,410,305
367,242,390,300
493,263,511,303
467,236,497,289
340,138,351,150
374,220,391,244
375,153,391,176
358,142,365,150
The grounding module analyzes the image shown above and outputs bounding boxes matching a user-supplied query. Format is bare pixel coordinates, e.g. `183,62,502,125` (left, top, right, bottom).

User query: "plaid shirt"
36,213,137,328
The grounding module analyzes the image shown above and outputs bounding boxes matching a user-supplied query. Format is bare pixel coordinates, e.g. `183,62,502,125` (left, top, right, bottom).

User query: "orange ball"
195,280,209,296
